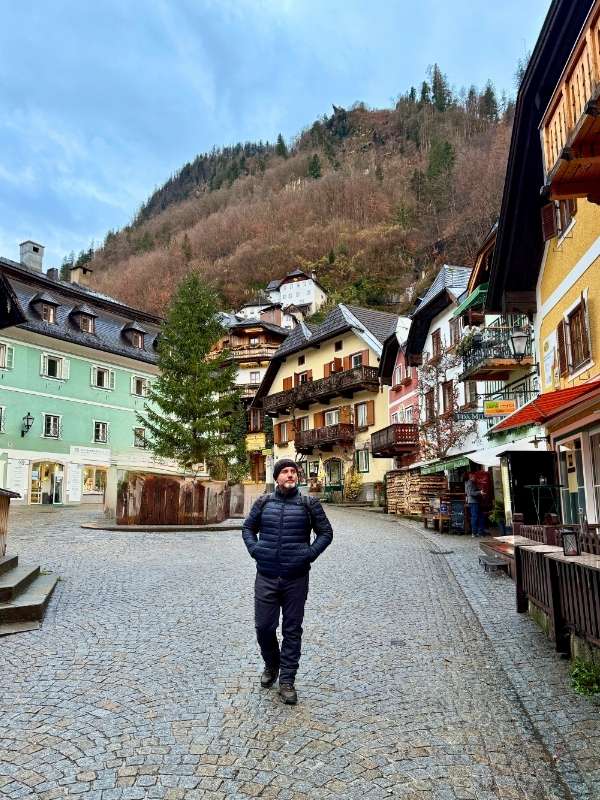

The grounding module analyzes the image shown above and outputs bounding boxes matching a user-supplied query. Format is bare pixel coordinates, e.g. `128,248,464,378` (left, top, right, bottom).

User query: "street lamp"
509,326,529,362
21,411,34,437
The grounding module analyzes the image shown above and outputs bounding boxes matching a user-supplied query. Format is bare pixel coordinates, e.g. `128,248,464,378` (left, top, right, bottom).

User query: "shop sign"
245,432,266,451
261,448,273,456
455,411,485,420
483,399,516,417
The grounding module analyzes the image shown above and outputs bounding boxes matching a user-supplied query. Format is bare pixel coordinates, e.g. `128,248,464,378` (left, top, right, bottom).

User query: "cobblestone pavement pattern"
1,506,599,800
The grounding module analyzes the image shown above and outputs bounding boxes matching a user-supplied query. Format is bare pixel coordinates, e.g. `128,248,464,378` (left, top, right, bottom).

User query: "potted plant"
488,499,507,535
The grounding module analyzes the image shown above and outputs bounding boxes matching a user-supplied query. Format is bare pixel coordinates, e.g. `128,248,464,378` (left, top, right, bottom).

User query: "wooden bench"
423,513,449,532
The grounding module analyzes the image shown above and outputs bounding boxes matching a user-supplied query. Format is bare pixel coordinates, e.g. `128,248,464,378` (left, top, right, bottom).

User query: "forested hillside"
85,67,514,315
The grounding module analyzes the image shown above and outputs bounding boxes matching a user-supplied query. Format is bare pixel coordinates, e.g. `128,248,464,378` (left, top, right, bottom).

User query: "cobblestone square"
1,506,600,799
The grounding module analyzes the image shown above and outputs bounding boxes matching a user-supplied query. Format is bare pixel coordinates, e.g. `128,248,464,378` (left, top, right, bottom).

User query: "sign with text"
483,399,517,417
455,411,485,421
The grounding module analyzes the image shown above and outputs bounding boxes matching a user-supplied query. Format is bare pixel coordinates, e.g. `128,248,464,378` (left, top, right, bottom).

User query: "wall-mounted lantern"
21,412,34,438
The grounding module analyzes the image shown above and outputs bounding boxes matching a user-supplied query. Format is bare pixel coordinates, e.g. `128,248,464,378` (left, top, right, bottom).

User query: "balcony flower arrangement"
344,467,363,502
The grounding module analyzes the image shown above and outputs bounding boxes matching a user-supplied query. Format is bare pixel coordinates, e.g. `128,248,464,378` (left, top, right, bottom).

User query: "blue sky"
0,0,550,268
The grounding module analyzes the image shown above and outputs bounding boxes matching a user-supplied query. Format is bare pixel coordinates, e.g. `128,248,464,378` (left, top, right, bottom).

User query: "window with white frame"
41,353,68,380
131,376,148,396
324,408,340,426
0,343,14,370
298,416,310,431
79,314,95,334
41,303,56,324
133,427,147,448
351,352,363,368
391,411,400,424
393,365,403,387
43,414,61,438
250,371,261,384
356,449,369,473
130,331,144,349
280,421,289,442
91,366,115,390
355,402,368,428
93,421,109,444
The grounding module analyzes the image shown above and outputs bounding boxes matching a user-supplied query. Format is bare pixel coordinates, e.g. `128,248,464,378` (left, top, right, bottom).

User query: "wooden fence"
515,530,600,654
116,474,236,525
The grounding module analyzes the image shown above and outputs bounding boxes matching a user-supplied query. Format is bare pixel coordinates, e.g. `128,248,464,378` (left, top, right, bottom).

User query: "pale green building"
0,241,189,509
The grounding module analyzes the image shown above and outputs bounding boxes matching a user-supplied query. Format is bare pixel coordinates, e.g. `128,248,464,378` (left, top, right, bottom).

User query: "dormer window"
79,314,95,334
41,303,56,324
122,321,147,349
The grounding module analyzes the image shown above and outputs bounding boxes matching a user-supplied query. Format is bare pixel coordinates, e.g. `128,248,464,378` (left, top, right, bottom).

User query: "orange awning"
492,380,600,433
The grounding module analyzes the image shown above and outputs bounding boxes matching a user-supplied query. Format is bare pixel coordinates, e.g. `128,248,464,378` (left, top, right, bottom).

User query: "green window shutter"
62,359,70,380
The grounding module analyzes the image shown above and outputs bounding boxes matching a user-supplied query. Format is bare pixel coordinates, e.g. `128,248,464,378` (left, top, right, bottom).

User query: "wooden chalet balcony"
263,365,379,415
238,383,261,398
212,345,279,363
371,423,419,457
540,3,600,203
295,423,355,454
459,318,533,381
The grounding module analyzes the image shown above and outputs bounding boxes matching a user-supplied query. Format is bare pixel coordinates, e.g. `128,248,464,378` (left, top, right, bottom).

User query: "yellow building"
488,0,600,524
253,305,398,501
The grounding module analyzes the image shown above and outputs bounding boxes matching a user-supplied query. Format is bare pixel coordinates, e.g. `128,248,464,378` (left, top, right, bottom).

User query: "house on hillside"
485,0,600,525
253,304,398,502
0,241,190,511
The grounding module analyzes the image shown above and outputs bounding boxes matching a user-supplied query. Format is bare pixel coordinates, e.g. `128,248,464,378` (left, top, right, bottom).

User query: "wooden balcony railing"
295,423,355,454
371,423,419,457
263,366,379,414
210,345,279,363
540,2,600,202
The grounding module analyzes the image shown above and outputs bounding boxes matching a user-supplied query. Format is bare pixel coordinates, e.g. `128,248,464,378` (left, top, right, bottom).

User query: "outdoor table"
524,484,563,523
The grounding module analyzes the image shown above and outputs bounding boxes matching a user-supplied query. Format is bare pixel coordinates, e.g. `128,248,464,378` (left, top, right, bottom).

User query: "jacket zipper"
277,498,285,574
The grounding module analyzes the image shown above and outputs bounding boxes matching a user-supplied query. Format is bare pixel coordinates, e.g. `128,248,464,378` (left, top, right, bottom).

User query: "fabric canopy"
421,455,471,475
469,440,548,468
452,283,488,318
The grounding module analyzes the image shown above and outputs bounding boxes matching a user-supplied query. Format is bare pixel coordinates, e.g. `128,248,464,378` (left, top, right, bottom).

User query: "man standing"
242,458,333,704
465,472,486,537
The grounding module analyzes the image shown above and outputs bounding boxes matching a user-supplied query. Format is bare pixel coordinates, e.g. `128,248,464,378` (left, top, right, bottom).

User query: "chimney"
46,267,59,281
20,241,44,272
70,265,93,287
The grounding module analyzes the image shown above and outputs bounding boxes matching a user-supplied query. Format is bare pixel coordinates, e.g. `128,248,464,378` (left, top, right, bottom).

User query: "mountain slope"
89,77,512,316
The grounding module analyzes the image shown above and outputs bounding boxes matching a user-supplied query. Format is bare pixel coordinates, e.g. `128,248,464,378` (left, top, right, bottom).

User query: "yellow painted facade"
269,331,393,494
538,200,600,391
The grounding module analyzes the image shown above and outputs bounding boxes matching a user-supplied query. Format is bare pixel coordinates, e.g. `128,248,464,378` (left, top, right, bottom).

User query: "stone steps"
0,554,58,634
0,564,40,602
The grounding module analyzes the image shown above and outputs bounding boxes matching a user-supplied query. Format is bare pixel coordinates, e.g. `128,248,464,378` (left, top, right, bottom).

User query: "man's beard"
280,481,297,494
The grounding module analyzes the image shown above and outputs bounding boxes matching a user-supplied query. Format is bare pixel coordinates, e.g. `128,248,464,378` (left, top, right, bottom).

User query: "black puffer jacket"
242,488,333,578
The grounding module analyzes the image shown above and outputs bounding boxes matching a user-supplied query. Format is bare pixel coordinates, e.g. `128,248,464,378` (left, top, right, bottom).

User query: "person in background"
465,472,486,537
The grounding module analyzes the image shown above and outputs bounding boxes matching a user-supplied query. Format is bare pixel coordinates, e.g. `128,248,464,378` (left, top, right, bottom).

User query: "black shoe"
279,683,297,705
260,666,279,688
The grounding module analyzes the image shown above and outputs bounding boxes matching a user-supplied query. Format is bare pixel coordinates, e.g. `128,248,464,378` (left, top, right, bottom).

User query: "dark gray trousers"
254,572,309,685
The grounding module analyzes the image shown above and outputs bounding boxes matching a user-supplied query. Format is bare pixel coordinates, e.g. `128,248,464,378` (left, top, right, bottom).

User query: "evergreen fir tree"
275,133,288,159
308,153,322,179
419,81,431,105
430,64,451,112
139,273,248,478
479,81,499,121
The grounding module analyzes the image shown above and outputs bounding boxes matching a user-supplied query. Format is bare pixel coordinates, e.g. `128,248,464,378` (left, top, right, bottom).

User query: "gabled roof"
252,303,398,404
492,380,600,433
30,290,60,306
71,302,98,318
412,266,471,316
266,279,282,292
228,319,288,337
404,265,471,364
